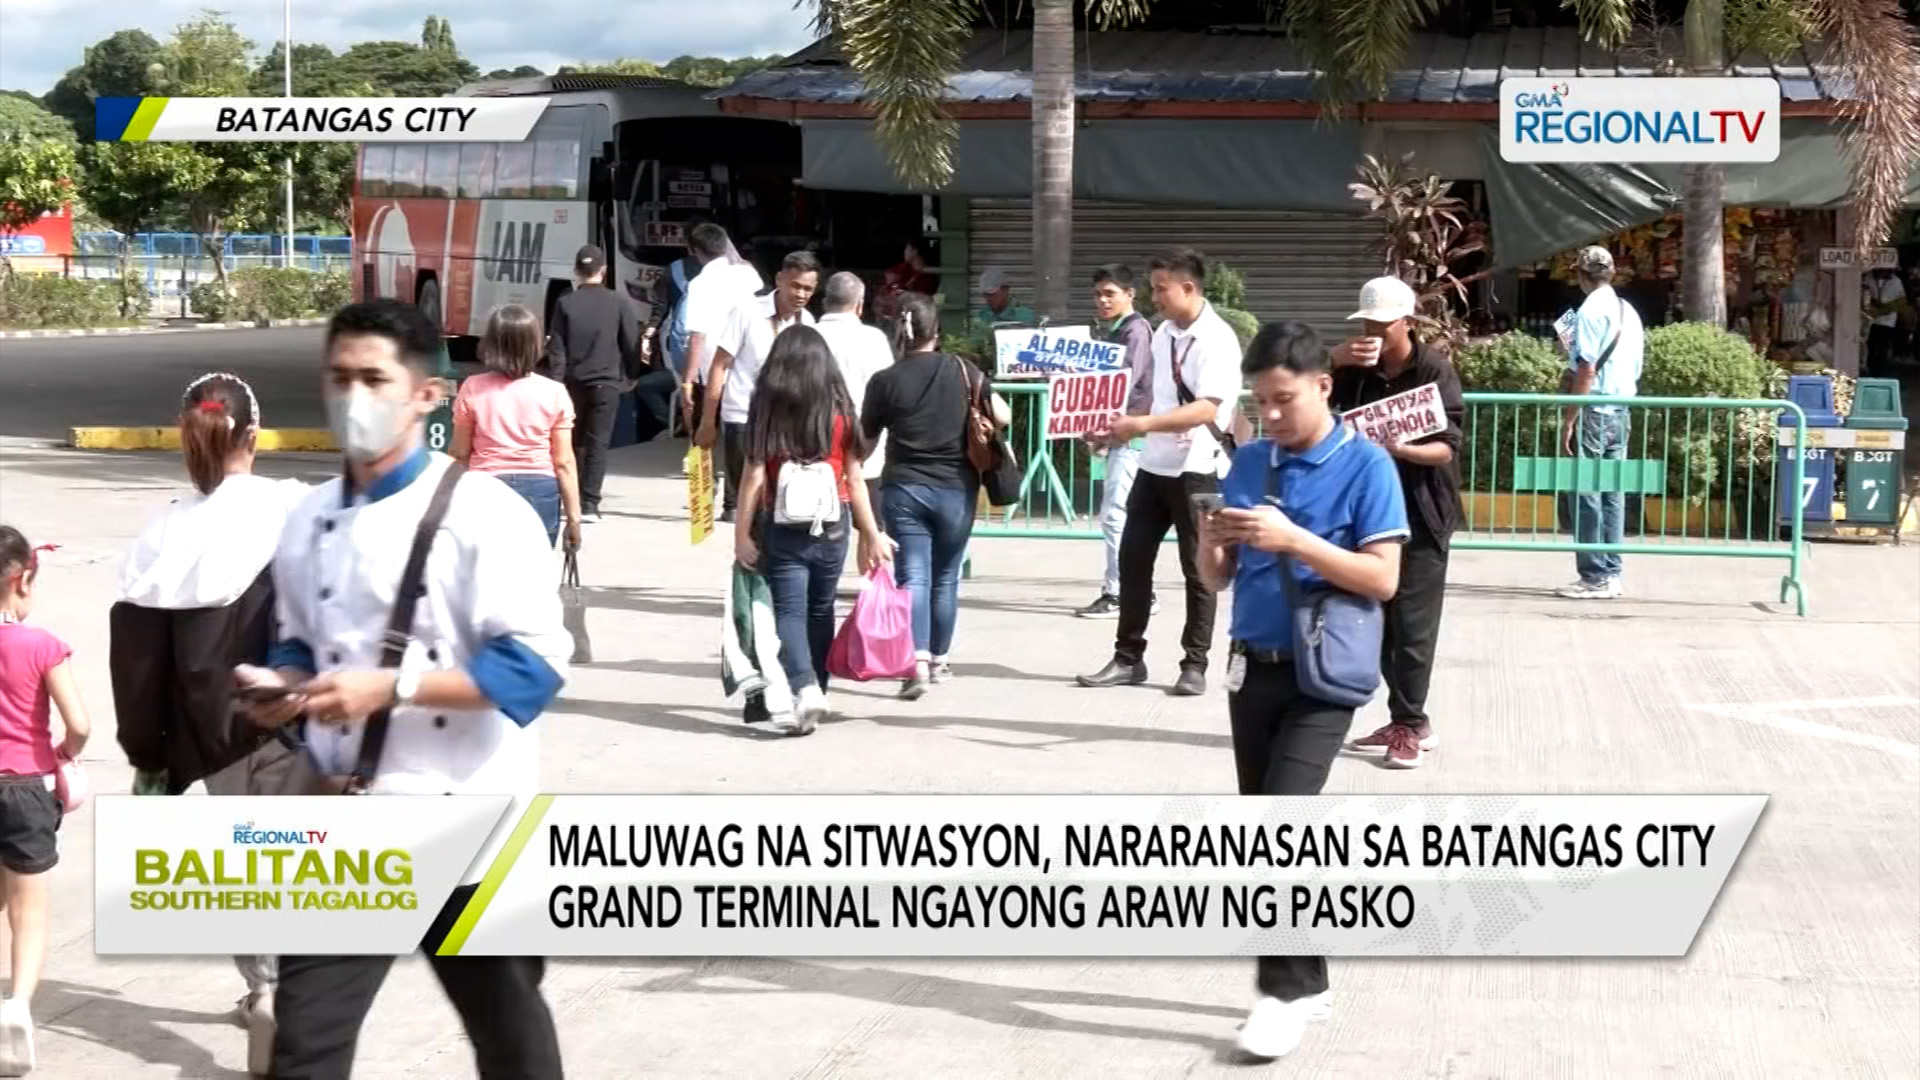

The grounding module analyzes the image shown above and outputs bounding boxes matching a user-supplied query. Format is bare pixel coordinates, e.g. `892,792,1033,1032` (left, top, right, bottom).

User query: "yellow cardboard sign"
686,446,715,544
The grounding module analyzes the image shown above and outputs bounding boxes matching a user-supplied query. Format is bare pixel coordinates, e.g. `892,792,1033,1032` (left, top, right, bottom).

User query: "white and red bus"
349,74,809,354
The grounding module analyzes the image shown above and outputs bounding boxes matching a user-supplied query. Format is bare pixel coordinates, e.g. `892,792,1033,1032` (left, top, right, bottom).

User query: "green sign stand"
424,340,459,455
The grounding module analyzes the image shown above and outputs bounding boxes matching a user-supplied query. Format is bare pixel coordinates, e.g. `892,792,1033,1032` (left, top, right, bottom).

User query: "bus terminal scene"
0,1,1916,1077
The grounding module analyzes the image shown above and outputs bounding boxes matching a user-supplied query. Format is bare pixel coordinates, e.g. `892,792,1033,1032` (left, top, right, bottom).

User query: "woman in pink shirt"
0,526,92,1073
451,305,583,550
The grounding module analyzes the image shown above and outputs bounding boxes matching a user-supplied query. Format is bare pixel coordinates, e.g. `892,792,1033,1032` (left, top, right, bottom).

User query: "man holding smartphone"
1077,249,1242,697
1328,277,1463,769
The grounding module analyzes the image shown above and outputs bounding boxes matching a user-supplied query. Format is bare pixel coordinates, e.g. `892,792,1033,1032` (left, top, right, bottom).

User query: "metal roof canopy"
721,26,1851,115
454,74,729,122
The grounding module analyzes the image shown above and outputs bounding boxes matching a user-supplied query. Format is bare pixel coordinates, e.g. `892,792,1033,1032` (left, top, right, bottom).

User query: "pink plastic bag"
54,753,89,813
826,565,917,681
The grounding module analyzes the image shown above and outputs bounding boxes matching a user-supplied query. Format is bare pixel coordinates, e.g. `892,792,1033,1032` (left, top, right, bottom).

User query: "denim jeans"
883,484,975,657
1098,445,1142,597
1572,409,1628,585
498,471,560,547
761,512,850,696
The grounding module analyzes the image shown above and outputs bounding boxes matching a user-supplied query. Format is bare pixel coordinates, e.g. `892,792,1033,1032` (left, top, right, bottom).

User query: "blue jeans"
761,512,849,695
498,472,560,547
883,484,974,657
1572,410,1628,584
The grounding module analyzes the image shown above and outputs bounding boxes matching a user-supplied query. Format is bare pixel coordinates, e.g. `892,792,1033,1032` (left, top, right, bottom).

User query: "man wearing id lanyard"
1077,248,1241,697
1075,264,1160,620
234,300,570,1079
1328,277,1464,769
1196,320,1408,1062
696,250,820,524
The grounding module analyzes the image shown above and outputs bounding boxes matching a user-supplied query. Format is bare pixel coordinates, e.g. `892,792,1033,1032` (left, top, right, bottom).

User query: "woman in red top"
735,325,891,735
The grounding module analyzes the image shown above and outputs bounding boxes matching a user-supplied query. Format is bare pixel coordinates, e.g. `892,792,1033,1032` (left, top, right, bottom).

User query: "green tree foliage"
43,29,166,141
77,142,210,314
0,97,76,143
0,134,78,279
485,66,547,80
562,55,782,88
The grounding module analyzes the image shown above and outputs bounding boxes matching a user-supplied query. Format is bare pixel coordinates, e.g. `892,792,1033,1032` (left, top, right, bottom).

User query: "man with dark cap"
545,244,640,523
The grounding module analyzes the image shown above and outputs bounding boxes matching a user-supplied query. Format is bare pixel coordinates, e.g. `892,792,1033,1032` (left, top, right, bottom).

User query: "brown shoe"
1382,725,1427,769
1347,722,1438,753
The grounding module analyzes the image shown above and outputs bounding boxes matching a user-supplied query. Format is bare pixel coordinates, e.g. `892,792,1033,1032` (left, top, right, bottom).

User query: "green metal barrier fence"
971,382,1810,615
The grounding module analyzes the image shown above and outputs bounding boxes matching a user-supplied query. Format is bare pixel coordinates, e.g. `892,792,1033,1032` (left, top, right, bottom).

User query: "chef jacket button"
329,651,342,665
323,520,336,533
427,648,439,663
433,715,448,729
319,588,333,601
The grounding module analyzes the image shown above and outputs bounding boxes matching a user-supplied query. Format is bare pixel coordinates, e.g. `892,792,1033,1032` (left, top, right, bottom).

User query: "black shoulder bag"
1171,337,1238,464
271,463,466,796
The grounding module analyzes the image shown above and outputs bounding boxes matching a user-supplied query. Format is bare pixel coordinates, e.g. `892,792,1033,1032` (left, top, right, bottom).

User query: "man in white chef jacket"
237,299,569,1079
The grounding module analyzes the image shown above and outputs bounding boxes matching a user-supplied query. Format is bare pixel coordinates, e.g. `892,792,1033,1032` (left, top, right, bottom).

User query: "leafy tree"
0,135,78,277
331,40,479,97
485,65,547,80
0,97,76,143
43,29,166,141
77,142,212,312
563,55,780,87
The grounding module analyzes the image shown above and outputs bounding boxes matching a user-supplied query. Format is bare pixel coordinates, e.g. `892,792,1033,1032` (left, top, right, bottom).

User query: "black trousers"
1228,656,1354,1002
721,421,749,515
1867,323,1899,378
1115,470,1217,672
568,380,621,514
1382,520,1450,727
632,368,677,445
273,884,562,1080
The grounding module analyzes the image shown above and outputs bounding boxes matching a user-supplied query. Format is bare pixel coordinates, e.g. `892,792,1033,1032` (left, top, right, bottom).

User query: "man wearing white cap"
974,267,1036,327
1329,276,1463,769
1557,245,1642,600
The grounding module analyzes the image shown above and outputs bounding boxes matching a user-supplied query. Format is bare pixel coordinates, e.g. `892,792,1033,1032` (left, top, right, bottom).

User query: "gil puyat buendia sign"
1499,77,1781,163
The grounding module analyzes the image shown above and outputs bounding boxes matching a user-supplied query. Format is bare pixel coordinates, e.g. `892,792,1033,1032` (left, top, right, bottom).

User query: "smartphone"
234,685,297,705
1190,493,1226,516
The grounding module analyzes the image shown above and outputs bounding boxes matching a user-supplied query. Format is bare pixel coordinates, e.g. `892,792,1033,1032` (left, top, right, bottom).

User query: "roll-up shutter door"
968,200,1382,342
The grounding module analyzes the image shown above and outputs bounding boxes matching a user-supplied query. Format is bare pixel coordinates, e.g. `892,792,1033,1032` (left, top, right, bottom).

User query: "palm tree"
807,0,1919,324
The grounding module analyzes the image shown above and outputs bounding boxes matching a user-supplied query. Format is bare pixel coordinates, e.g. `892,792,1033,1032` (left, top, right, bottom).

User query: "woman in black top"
860,293,978,700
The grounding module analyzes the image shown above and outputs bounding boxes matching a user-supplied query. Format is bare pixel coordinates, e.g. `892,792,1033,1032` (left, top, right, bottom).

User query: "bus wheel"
416,276,442,334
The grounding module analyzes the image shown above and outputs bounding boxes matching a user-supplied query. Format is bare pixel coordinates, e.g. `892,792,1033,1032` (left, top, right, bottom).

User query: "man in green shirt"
973,267,1038,327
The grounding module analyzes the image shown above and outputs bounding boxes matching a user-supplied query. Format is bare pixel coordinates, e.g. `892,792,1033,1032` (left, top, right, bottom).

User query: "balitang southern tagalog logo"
128,822,420,913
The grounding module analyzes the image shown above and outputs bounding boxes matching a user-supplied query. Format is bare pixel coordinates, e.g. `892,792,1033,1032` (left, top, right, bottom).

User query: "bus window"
493,143,534,199
533,140,581,199
458,143,495,199
359,144,394,198
423,144,460,198
390,144,427,198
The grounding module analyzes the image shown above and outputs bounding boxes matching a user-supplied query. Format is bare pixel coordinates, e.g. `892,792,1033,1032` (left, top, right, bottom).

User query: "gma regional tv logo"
128,823,419,913
1500,77,1780,163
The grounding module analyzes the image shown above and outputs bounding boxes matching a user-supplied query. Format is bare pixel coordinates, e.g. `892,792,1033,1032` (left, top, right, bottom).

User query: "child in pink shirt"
0,526,91,1074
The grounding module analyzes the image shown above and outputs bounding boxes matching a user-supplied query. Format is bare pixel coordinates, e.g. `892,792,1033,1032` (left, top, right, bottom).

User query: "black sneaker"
742,693,771,724
1075,594,1121,619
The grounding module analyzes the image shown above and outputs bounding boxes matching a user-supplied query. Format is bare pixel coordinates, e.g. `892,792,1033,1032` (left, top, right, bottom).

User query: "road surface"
0,432,1913,1079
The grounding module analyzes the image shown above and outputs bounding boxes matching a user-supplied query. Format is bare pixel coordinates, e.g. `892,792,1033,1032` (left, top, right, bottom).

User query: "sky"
0,0,822,95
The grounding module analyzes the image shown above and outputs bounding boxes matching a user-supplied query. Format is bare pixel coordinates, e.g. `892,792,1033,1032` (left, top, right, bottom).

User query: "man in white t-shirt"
680,224,764,435
813,271,895,509
696,250,821,522
1077,248,1243,697
1864,266,1906,378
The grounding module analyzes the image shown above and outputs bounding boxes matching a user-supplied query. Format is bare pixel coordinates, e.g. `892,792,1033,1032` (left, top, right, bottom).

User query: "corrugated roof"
459,74,701,97
723,27,1850,105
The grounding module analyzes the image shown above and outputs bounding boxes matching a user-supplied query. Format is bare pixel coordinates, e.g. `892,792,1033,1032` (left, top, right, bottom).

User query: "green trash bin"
1841,377,1907,527
423,341,461,456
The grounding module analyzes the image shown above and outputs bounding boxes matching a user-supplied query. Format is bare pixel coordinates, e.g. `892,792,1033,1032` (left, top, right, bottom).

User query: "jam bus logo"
1500,77,1780,164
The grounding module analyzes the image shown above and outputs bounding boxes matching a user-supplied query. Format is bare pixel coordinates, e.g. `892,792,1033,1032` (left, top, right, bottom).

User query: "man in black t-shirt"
1328,277,1464,770
545,245,640,522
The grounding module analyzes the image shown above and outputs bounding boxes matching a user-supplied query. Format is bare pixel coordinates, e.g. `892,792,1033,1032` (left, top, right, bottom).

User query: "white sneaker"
1556,578,1622,600
1235,991,1332,1061
929,659,954,684
793,686,826,736
0,997,33,1076
242,991,275,1078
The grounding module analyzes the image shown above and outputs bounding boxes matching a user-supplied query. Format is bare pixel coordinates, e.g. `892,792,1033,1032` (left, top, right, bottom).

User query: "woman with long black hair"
859,292,982,700
111,372,309,1076
734,325,892,735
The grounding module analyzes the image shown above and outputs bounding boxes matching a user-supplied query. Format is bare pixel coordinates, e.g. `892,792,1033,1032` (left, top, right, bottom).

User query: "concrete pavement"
0,433,1916,1078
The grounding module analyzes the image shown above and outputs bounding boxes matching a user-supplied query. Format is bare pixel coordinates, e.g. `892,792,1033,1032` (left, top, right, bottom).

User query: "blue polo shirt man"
1220,429,1409,656
1197,319,1407,1064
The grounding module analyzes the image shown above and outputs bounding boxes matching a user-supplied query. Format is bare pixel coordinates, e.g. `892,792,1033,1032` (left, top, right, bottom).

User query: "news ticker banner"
95,794,1765,958
93,97,549,142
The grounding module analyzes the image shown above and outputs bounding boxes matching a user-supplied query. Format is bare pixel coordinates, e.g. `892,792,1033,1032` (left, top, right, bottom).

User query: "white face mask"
326,385,413,463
